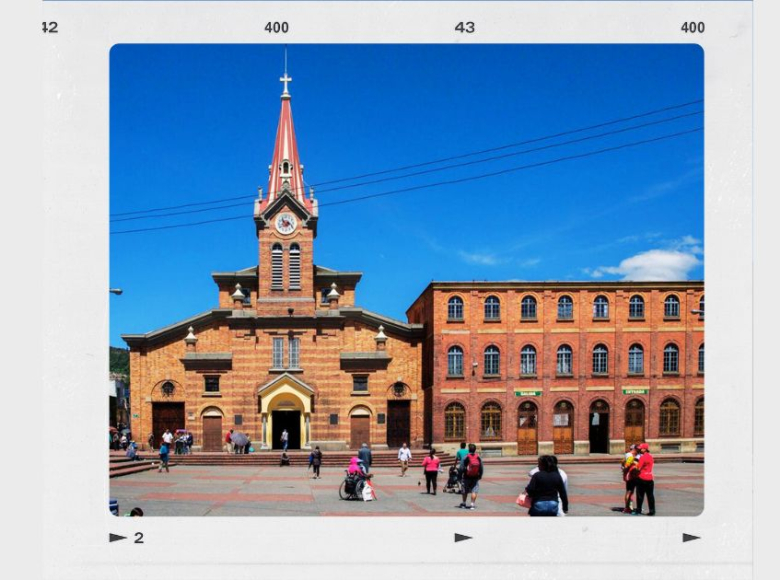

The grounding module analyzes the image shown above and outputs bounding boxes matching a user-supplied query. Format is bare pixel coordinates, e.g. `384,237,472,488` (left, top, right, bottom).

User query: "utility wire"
111,126,702,235
110,99,702,218
111,109,701,223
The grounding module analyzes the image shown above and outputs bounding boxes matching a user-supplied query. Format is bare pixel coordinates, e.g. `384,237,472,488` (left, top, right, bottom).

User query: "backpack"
465,454,481,478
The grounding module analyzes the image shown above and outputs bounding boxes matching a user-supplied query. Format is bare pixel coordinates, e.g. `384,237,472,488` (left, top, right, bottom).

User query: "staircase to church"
109,455,160,478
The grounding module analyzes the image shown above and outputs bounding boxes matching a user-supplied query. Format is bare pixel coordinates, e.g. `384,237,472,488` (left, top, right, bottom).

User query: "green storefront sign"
515,390,542,397
622,388,649,395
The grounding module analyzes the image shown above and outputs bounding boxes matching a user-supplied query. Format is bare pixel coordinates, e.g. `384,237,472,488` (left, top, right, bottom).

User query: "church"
124,73,704,455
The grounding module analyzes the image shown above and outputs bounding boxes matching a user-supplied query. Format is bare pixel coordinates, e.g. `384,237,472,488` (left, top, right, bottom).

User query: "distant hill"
110,346,130,379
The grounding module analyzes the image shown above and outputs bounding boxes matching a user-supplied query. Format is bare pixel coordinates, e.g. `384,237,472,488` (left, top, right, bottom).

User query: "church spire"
260,60,311,211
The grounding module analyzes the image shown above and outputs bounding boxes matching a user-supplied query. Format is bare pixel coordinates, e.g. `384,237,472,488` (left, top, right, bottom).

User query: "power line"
110,109,701,223
111,126,702,235
110,99,702,218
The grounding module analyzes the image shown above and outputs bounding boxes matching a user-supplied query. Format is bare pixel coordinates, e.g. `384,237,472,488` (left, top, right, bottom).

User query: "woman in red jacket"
633,443,656,516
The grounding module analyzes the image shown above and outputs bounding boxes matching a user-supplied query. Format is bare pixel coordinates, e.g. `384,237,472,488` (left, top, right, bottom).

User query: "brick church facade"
124,75,704,455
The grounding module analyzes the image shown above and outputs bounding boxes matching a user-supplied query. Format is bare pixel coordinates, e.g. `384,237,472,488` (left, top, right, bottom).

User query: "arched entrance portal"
553,401,574,455
517,401,538,456
257,373,314,450
625,399,645,450
588,399,610,454
272,402,301,450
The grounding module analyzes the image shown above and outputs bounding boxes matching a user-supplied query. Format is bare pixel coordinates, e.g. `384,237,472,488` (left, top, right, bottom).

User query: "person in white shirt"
162,429,174,446
398,443,412,477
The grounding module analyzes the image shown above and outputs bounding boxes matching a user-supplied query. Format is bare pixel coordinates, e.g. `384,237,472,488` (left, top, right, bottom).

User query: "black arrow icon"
682,533,700,543
454,533,472,543
109,533,127,543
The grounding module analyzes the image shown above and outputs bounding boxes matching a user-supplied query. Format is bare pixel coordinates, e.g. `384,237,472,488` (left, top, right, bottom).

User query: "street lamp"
691,309,704,318
109,288,123,295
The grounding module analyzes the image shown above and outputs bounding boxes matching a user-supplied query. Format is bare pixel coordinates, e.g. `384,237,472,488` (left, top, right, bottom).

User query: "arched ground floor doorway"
516,401,538,456
624,398,645,450
201,407,224,452
589,399,610,454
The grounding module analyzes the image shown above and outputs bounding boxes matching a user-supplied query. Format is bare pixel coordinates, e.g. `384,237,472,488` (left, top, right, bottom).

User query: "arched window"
659,398,681,437
447,296,464,320
663,343,679,373
447,346,464,377
592,344,609,375
698,343,705,374
520,345,537,376
288,243,301,289
557,345,573,376
521,296,537,320
694,397,704,437
628,344,644,375
444,402,465,440
664,295,680,318
629,295,645,319
271,243,283,289
699,295,705,316
593,295,609,319
484,296,501,320
484,345,500,376
558,295,573,320
480,402,502,440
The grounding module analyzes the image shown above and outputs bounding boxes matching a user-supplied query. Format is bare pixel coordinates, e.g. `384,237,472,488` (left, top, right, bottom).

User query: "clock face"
275,212,297,234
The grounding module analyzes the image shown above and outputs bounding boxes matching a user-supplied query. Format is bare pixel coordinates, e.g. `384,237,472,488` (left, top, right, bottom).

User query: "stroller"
443,465,464,494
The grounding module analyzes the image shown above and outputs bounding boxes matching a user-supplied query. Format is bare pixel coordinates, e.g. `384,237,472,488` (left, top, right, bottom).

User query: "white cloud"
457,250,505,266
590,248,702,281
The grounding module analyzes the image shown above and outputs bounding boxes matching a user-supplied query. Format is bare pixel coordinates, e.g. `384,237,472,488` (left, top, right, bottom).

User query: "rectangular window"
353,376,368,393
242,288,252,305
321,288,330,304
289,337,300,368
272,337,284,368
204,376,220,393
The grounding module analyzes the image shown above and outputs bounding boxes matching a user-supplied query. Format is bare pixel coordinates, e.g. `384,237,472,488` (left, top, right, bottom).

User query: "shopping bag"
516,492,532,508
362,481,377,501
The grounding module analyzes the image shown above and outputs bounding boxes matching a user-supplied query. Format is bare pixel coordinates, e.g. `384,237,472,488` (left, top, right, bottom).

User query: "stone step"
109,460,159,478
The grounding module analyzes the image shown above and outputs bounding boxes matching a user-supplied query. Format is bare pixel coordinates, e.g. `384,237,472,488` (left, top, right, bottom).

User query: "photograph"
108,43,704,517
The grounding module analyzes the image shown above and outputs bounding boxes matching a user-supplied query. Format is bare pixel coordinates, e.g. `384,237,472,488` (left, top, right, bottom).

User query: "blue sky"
110,44,703,347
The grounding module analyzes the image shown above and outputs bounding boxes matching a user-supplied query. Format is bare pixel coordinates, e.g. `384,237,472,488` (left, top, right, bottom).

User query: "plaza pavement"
110,460,703,517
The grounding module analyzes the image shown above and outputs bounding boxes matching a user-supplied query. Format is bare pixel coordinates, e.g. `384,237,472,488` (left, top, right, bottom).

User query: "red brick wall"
410,283,704,452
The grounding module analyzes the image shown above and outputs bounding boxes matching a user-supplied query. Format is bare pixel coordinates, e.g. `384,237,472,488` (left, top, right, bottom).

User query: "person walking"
157,442,170,473
225,429,234,454
421,448,441,495
280,429,289,452
186,431,194,454
358,443,372,474
528,455,569,516
147,433,154,452
525,455,569,516
633,443,655,516
310,446,323,479
460,444,483,510
398,443,412,477
120,434,128,451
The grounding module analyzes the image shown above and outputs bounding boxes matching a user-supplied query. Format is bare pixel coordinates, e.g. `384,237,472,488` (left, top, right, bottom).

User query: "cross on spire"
280,73,292,95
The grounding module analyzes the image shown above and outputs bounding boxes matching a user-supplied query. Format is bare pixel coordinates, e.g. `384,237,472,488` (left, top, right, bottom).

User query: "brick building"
123,74,704,455
123,76,424,452
406,282,704,455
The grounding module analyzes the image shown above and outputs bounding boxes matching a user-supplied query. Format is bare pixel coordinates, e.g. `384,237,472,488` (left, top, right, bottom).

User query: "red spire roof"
260,73,313,212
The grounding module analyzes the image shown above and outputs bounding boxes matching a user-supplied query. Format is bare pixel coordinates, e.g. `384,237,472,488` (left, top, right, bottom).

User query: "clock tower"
254,71,318,316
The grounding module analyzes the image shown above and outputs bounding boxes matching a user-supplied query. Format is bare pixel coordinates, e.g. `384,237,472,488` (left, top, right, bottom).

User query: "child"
158,442,170,473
